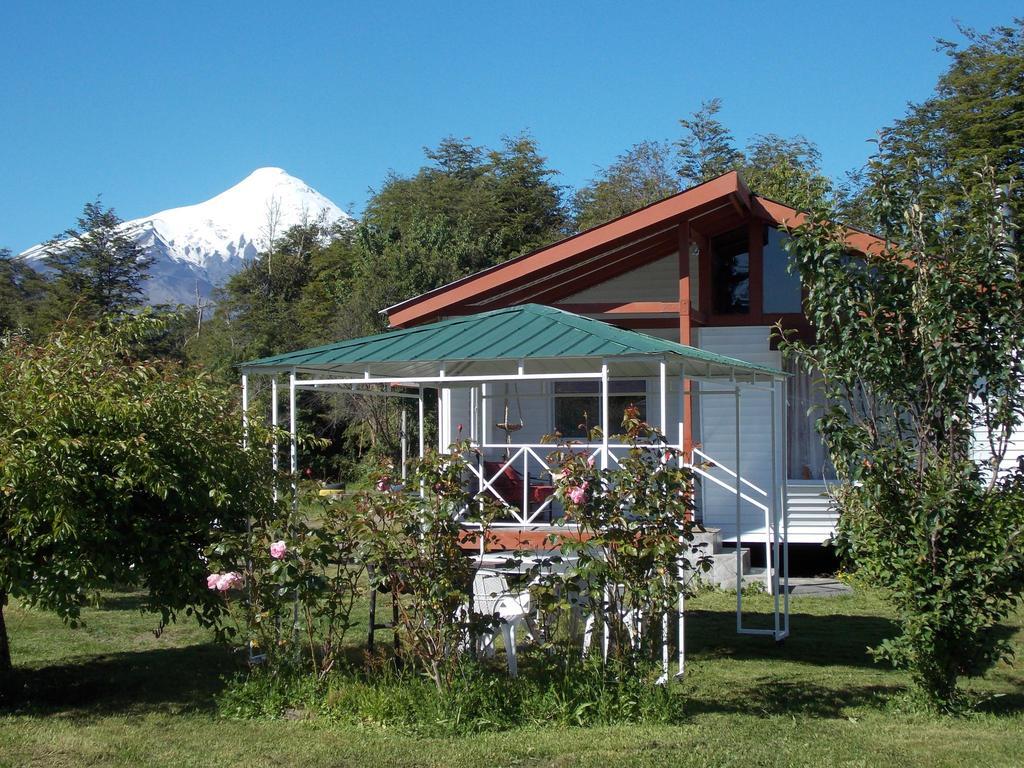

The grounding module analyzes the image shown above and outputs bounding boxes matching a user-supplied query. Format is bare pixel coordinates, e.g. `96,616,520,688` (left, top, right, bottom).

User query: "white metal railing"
461,445,560,525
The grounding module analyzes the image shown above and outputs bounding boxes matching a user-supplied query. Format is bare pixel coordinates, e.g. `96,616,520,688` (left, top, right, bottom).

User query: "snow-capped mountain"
20,167,351,305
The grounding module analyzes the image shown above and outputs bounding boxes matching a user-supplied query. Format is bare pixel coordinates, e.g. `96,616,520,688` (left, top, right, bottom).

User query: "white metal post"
417,385,426,497
241,373,249,450
764,393,774,594
657,357,671,679
271,376,279,502
770,383,781,632
289,370,298,518
661,608,669,683
659,359,668,435
781,381,791,636
400,407,408,481
735,385,743,631
417,386,425,459
677,371,686,676
480,382,488,450
438,366,446,453
600,361,609,469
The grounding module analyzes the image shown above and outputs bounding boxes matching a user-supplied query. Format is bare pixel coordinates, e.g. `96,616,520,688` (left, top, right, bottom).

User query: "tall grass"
217,650,685,734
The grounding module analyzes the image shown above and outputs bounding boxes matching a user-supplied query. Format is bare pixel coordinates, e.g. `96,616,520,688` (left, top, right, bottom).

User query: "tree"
0,314,277,675
877,20,1024,205
0,249,49,337
188,218,357,372
363,134,569,274
573,141,680,231
780,161,1024,709
674,99,835,211
675,98,744,186
42,199,153,321
742,134,833,211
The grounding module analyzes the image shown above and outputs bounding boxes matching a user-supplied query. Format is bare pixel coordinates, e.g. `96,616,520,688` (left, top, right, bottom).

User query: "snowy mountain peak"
20,168,351,306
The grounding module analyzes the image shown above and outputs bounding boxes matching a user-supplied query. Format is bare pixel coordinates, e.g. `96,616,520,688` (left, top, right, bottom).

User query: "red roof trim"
386,172,748,327
385,171,887,328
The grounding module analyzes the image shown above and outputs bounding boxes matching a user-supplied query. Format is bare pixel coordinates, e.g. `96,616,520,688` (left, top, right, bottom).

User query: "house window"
711,227,749,314
762,226,802,313
553,380,647,438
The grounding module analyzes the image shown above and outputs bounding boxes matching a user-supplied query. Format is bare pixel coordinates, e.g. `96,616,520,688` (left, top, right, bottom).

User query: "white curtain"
786,359,835,480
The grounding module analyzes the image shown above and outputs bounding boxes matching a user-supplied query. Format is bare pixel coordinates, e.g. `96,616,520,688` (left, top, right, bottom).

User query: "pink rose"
206,573,220,590
270,540,287,560
568,482,589,505
216,572,243,591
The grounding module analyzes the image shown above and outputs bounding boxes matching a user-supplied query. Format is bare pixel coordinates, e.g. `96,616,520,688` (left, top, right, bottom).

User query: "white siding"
696,327,779,542
972,417,1024,478
785,481,838,544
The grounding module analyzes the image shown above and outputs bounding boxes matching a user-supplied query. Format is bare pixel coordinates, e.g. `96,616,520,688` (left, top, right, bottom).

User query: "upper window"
711,227,749,314
762,226,802,314
553,380,646,438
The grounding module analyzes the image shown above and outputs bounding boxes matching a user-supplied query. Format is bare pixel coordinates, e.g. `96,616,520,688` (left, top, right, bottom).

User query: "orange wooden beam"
387,173,746,327
752,197,887,255
551,301,679,315
502,234,677,307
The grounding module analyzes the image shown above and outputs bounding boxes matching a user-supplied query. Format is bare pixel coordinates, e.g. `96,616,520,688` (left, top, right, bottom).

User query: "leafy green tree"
573,141,680,231
675,98,744,186
877,20,1024,204
363,134,569,274
188,219,358,374
0,314,278,674
0,249,49,337
742,134,833,211
42,200,153,322
674,99,834,211
780,162,1024,710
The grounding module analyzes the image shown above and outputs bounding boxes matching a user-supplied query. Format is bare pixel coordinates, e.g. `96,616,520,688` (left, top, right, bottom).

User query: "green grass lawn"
1,588,1022,768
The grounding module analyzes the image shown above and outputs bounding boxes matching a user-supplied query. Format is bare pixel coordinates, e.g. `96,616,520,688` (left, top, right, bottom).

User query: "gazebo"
239,304,791,673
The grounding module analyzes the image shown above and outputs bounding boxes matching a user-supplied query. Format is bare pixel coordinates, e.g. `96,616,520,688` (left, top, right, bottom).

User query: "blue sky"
1,1,1019,252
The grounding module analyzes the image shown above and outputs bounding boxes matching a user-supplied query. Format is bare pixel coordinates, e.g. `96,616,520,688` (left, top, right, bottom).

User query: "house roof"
239,304,784,380
383,171,887,328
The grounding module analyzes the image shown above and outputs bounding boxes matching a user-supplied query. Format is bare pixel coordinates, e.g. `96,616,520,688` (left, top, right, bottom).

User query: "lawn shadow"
0,642,242,718
685,678,898,719
687,607,898,669
96,593,151,612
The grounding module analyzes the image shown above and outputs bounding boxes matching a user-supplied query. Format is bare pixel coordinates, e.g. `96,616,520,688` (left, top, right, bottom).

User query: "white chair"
581,584,644,659
472,569,533,676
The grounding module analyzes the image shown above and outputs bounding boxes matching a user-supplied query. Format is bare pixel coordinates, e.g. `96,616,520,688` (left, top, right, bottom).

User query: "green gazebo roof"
238,304,783,379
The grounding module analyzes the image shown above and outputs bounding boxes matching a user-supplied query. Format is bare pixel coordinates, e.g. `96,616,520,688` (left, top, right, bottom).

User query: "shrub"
540,406,710,668
353,443,499,690
0,314,277,673
782,162,1024,710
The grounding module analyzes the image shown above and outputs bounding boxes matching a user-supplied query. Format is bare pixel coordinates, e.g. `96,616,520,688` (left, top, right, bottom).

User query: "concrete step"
742,567,770,590
692,547,751,589
690,526,723,555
